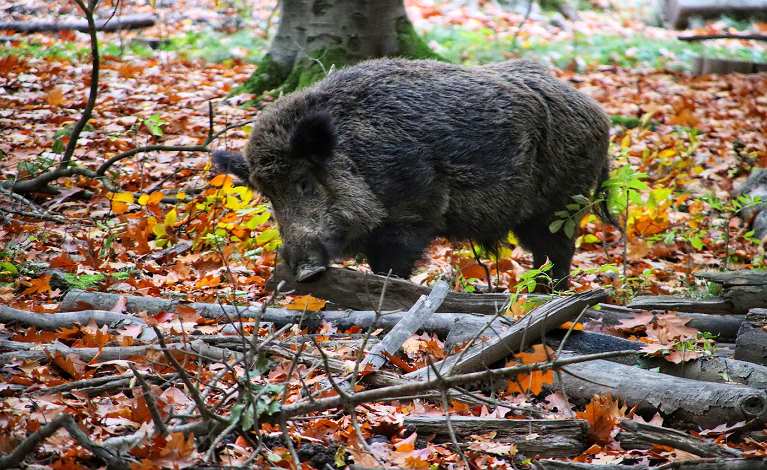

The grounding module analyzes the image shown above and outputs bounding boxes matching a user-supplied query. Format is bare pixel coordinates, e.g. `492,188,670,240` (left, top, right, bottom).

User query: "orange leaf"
46,88,67,107
283,295,327,312
505,344,555,396
22,274,52,296
394,432,417,452
560,321,584,331
576,394,625,445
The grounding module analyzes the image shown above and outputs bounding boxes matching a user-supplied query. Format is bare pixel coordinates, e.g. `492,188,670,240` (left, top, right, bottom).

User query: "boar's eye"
297,178,313,197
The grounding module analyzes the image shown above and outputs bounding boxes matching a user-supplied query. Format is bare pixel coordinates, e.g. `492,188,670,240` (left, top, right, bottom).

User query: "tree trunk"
243,0,440,94
663,0,767,29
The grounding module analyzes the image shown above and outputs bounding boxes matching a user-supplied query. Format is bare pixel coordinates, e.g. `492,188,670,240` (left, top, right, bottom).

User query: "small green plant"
701,192,763,269
549,194,599,239
142,114,167,137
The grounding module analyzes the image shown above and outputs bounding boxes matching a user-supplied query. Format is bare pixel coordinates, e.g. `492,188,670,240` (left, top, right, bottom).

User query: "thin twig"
61,0,99,170
129,364,169,436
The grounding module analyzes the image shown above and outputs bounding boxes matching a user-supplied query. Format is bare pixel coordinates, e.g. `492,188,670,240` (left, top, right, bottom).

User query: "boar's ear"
289,111,336,164
212,150,250,184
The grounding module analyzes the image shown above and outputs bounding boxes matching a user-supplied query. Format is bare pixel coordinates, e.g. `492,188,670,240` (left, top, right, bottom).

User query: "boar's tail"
212,150,250,183
595,162,621,230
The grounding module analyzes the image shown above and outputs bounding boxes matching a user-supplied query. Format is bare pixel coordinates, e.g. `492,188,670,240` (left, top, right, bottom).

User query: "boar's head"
214,109,384,282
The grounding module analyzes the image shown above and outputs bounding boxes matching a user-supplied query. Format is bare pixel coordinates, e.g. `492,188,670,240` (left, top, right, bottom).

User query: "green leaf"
572,194,590,205
0,261,18,276
549,219,564,233
564,220,576,239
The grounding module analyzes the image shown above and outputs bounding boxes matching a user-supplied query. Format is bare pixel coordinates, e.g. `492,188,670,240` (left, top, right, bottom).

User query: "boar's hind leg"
513,220,576,290
365,226,432,279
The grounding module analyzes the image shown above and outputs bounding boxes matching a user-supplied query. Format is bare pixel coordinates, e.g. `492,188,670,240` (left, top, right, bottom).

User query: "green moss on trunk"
396,17,444,61
282,47,353,92
240,17,443,96
239,54,290,95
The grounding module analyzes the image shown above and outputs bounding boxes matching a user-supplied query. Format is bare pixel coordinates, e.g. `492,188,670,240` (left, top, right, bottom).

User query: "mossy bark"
242,0,443,95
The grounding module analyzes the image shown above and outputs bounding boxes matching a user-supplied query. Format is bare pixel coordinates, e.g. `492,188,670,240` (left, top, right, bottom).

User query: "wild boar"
214,58,611,287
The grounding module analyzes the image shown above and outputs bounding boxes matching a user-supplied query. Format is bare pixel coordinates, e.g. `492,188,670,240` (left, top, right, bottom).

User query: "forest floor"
1,0,767,469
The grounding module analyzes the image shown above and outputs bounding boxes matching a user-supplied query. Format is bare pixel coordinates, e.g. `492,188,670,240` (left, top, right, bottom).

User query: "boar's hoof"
295,265,326,282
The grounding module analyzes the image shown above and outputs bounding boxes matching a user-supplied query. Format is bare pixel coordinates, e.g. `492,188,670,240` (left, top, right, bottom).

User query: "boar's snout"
280,235,330,282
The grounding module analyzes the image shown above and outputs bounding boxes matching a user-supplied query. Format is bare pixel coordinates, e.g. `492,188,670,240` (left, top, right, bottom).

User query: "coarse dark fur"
214,58,611,286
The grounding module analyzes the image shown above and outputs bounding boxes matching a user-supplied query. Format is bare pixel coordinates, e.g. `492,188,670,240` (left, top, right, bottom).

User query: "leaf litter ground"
1,0,767,468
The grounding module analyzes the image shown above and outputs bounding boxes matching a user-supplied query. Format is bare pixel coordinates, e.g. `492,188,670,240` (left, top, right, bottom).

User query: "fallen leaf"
283,295,327,312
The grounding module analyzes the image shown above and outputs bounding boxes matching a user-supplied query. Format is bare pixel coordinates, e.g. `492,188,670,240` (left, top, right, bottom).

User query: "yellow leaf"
164,208,177,227
283,295,327,312
153,223,167,238
110,192,135,204
176,191,186,200
658,148,676,158
621,133,631,149
225,195,243,210
138,194,149,206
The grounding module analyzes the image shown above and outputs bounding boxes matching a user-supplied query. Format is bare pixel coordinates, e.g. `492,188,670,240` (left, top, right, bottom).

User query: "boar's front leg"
513,219,576,290
365,225,433,279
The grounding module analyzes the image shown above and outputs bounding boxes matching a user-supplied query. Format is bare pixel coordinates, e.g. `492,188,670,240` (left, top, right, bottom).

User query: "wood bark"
357,281,448,371
626,295,734,314
616,418,741,457
662,0,767,29
548,330,767,389
697,270,767,314
270,264,515,313
403,416,588,458
535,460,765,470
60,289,509,337
246,0,437,93
735,309,767,365
0,304,145,329
0,13,156,33
406,290,608,380
557,354,767,428
584,304,744,342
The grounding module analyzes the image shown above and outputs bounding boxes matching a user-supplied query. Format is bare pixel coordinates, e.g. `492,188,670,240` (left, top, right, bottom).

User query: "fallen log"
626,295,734,314
357,281,448,371
584,304,744,342
547,330,767,389
269,264,516,313
697,270,767,314
693,57,767,75
406,289,608,381
662,0,767,29
0,338,239,364
0,304,145,329
616,418,741,457
557,354,767,428
0,13,157,33
60,289,511,338
679,33,767,41
534,459,766,469
735,309,767,366
534,463,645,470
403,416,588,458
